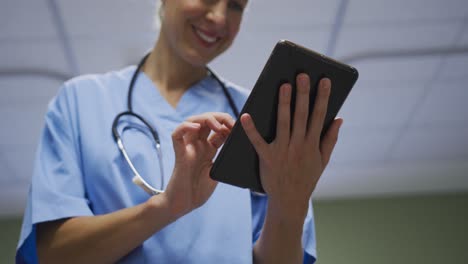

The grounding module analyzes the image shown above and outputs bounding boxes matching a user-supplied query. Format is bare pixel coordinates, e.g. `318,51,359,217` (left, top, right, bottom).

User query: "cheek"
231,23,241,37
181,1,207,19
227,17,242,40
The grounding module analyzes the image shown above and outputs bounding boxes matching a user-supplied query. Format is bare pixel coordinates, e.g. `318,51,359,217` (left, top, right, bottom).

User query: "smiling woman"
15,0,338,263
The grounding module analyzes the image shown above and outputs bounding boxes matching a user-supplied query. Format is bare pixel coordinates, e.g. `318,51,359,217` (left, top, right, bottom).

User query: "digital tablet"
210,40,359,193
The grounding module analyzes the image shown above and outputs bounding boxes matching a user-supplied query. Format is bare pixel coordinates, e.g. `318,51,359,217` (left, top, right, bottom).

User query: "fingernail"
299,74,308,86
241,116,251,128
243,118,250,127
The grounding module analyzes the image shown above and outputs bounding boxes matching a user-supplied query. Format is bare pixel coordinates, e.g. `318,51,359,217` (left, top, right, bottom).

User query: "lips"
192,25,221,47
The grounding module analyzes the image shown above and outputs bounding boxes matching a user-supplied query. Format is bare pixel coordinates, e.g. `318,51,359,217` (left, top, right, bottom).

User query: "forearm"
253,200,307,264
37,194,176,264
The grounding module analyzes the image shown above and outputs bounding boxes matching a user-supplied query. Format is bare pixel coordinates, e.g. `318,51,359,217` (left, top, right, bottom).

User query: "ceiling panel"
340,80,426,127
413,79,468,125
0,155,17,184
439,54,468,80
1,144,37,183
460,25,468,45
71,34,156,75
352,57,440,82
0,40,68,74
245,0,339,28
0,0,56,39
329,126,399,164
0,77,62,103
346,0,468,25
335,21,460,59
390,126,468,161
0,105,46,146
211,28,330,89
59,0,156,37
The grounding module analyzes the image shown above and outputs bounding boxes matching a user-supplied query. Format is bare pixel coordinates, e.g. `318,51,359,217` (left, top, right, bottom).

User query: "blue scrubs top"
16,66,317,263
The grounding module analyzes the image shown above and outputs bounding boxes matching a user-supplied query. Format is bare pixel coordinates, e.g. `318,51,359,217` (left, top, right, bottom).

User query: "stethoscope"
112,53,239,195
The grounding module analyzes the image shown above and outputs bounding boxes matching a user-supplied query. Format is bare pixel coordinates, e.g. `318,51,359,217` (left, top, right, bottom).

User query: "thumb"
240,113,268,157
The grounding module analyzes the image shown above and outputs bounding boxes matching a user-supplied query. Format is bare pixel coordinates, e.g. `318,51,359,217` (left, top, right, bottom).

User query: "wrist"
144,193,183,224
267,196,309,224
257,197,306,262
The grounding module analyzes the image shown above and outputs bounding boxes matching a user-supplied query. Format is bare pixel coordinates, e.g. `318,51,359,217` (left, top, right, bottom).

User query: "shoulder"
60,66,135,98
48,66,135,114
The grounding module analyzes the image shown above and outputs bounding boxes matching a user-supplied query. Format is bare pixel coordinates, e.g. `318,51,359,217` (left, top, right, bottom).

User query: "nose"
206,1,228,28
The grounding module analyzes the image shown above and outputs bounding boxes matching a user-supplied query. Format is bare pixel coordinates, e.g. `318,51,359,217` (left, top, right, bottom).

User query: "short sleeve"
251,193,317,264
16,84,94,263
302,200,317,263
251,192,267,244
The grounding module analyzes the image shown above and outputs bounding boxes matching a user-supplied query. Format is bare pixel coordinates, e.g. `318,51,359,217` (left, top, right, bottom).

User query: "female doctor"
17,0,343,263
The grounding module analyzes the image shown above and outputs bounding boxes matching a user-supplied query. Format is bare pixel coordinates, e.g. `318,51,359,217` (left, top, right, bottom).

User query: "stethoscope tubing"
112,52,239,195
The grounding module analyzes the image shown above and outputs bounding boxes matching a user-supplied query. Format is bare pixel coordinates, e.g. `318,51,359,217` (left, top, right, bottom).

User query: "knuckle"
298,85,308,94
278,118,288,127
314,107,326,117
253,137,262,146
300,105,309,114
280,96,289,105
296,108,308,118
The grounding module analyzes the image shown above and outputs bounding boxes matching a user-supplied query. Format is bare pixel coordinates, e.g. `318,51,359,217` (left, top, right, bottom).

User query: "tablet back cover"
210,40,358,193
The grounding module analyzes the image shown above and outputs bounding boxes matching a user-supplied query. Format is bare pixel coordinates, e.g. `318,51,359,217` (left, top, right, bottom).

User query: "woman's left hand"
240,73,343,219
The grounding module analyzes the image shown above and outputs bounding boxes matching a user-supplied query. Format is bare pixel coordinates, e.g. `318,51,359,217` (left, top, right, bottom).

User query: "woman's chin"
183,49,217,67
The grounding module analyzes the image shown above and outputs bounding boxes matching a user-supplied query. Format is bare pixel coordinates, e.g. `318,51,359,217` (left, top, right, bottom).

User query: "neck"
143,33,208,98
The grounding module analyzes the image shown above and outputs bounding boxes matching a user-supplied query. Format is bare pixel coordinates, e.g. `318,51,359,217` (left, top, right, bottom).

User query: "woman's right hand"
153,112,235,219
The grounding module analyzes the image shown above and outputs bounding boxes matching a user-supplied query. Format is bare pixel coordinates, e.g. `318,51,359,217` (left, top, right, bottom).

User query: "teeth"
195,28,217,43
